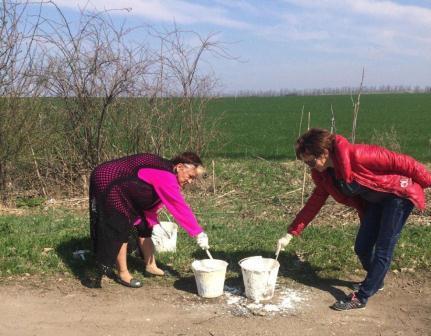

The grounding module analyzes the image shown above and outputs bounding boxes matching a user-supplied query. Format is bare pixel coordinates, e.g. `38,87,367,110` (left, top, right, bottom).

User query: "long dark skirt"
89,192,132,268
89,199,153,269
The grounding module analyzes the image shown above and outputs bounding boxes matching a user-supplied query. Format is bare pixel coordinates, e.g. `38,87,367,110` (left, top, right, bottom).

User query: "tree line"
228,85,431,97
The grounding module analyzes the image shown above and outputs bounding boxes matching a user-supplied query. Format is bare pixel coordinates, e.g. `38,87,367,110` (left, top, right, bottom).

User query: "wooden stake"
30,145,47,197
301,112,311,206
352,68,365,144
212,160,216,195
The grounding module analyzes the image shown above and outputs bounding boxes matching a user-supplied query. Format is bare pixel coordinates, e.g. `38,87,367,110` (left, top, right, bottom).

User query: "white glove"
196,232,209,250
276,233,293,256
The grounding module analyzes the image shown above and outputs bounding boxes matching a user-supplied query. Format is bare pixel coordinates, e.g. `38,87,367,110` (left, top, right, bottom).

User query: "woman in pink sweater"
89,152,208,288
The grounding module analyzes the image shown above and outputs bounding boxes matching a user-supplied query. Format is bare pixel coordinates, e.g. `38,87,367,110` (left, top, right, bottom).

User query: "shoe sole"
115,277,143,288
352,284,384,291
331,305,366,311
145,271,165,277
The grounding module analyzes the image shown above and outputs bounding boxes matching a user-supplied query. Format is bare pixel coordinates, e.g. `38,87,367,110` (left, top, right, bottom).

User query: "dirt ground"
0,272,430,336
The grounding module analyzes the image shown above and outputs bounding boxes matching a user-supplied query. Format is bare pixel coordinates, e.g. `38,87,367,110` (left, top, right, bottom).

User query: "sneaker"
352,281,384,292
331,292,366,311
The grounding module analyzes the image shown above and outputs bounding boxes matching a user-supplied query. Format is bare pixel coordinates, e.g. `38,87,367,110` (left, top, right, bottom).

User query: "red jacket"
288,135,431,236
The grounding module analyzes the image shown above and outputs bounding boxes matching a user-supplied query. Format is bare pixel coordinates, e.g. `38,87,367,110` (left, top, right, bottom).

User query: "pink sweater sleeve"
137,168,203,237
143,203,164,226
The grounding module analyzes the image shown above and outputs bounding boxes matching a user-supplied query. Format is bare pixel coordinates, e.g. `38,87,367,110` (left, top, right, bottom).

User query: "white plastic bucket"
191,259,229,298
239,256,280,301
151,221,178,252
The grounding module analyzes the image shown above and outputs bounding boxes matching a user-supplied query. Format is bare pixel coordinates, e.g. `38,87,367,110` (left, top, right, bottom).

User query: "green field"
207,93,431,161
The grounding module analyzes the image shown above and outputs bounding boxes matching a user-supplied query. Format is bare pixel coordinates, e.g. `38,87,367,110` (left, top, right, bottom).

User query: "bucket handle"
156,210,174,238
161,210,173,223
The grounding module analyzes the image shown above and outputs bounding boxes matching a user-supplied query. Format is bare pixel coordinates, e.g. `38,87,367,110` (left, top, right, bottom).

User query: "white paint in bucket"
191,259,229,298
239,256,280,302
152,221,178,252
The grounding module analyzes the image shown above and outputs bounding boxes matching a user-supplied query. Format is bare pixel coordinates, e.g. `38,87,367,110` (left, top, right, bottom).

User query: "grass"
1,158,430,283
207,93,431,161
0,211,88,277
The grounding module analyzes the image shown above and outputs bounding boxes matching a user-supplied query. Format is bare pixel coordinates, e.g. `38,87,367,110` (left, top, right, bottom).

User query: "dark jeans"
354,196,414,303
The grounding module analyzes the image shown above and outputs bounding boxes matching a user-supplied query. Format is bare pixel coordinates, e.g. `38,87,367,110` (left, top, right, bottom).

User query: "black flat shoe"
116,277,143,288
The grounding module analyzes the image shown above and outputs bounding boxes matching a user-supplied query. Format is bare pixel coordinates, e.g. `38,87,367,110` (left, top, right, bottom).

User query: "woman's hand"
196,232,209,250
276,233,293,256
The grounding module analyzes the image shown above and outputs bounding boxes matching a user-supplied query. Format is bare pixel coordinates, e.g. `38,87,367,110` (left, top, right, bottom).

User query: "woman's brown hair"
295,128,335,159
171,152,203,166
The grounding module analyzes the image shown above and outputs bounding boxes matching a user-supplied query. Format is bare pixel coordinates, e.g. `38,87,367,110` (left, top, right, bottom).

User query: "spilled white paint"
223,285,307,316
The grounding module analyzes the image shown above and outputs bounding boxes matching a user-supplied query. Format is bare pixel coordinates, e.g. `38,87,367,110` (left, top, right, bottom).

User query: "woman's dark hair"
295,128,335,159
171,151,203,166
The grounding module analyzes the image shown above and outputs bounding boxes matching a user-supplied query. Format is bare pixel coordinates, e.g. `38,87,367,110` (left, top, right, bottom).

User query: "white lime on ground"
224,285,307,316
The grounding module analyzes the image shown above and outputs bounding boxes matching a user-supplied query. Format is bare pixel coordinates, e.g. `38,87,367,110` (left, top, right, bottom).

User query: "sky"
49,0,431,93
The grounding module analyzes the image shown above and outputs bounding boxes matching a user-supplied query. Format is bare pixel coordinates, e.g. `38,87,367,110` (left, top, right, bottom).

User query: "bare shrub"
97,25,230,159
1,3,229,201
36,6,228,193
136,26,231,157
0,0,44,203
38,3,154,171
370,126,402,153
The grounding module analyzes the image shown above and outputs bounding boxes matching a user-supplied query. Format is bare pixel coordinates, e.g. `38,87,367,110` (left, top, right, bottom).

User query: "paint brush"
205,249,214,259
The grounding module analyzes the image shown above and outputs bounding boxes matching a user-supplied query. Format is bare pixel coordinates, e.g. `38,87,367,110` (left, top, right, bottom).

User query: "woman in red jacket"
276,128,431,310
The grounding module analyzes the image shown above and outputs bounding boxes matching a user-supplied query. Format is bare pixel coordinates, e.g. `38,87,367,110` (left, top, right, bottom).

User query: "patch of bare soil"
1,272,430,336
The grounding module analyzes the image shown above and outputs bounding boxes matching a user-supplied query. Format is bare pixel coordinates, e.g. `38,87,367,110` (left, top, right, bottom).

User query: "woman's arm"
138,168,203,237
288,183,329,236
